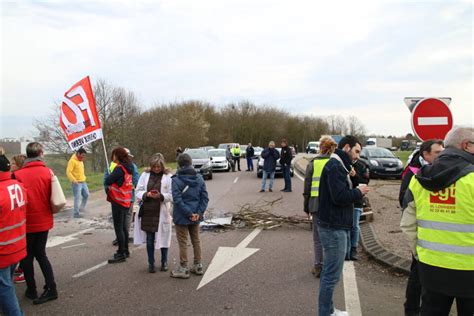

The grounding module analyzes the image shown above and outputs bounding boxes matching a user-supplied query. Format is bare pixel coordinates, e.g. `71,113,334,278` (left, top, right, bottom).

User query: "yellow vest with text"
409,173,474,271
310,158,330,197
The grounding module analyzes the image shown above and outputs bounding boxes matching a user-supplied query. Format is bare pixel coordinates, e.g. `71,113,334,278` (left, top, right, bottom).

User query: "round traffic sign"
411,98,453,141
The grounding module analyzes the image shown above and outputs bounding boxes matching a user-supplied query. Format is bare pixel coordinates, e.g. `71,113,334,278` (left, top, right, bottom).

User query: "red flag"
59,76,103,150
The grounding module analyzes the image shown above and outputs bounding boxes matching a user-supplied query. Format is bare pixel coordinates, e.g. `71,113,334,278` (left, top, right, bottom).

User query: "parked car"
218,143,239,150
240,145,248,157
199,146,215,151
207,149,230,172
306,141,320,154
184,148,213,180
359,147,403,179
256,148,294,178
253,146,263,159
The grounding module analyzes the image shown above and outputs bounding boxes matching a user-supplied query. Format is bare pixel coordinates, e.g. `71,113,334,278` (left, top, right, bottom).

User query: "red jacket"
0,172,27,268
14,161,54,233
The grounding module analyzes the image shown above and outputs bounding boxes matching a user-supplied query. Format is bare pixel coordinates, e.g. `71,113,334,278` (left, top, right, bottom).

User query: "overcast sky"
1,0,472,139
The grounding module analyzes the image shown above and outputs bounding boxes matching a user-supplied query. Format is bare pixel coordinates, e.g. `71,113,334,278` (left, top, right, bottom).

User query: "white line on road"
236,227,262,248
343,261,362,316
47,228,95,248
294,171,305,182
233,177,239,183
61,243,86,249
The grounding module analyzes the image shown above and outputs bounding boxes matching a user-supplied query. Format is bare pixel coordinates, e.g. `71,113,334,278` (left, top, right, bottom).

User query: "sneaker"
108,253,126,264
33,287,58,305
170,265,190,279
330,309,349,316
268,189,273,192
14,274,25,284
259,189,265,193
160,262,168,272
25,288,38,300
190,263,204,275
73,214,83,219
14,267,23,276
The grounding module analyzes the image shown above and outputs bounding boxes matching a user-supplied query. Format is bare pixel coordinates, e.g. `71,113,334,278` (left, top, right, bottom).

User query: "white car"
208,149,230,172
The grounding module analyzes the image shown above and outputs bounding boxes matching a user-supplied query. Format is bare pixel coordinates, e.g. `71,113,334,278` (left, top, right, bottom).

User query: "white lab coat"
133,172,173,249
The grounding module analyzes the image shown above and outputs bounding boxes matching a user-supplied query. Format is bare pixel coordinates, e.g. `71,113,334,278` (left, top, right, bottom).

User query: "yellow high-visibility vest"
310,158,330,197
231,147,241,156
409,172,474,270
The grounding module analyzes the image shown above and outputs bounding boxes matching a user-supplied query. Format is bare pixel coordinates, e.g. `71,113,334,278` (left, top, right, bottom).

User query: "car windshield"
185,150,209,159
208,149,226,157
364,148,395,158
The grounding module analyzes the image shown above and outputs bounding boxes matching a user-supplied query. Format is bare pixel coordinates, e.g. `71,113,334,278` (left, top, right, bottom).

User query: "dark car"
184,149,213,180
256,148,294,178
360,147,404,179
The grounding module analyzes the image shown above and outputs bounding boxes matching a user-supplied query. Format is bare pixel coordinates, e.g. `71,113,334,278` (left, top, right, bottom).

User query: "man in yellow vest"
66,148,89,218
401,126,474,315
231,145,241,171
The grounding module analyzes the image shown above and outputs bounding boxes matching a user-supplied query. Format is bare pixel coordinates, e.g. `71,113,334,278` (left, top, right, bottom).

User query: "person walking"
0,154,27,315
347,158,370,261
303,136,337,278
231,145,241,171
170,153,209,279
246,143,255,171
133,153,173,273
398,139,444,316
317,136,370,316
66,147,89,218
401,126,474,316
280,138,292,192
260,141,280,192
105,147,134,264
14,142,58,305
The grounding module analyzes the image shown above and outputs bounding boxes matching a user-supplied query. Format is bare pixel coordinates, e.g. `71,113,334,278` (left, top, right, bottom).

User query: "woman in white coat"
133,153,173,273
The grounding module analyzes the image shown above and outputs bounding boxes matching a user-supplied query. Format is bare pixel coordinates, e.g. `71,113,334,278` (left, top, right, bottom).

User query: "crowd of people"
1,126,473,316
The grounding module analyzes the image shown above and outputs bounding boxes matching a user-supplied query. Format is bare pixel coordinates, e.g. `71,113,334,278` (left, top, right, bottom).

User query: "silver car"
208,149,230,172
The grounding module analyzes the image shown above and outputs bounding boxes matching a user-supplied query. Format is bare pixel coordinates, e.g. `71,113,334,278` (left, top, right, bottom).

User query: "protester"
317,136,370,316
246,143,255,171
226,145,235,172
66,147,89,218
9,155,27,284
14,142,58,305
303,136,337,277
348,158,370,261
105,147,134,264
280,138,292,192
398,139,444,316
133,153,173,273
170,153,209,279
0,154,27,315
231,145,241,171
260,141,280,192
401,126,474,316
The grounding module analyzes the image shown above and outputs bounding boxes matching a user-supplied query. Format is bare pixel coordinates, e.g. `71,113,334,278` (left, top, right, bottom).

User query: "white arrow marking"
197,228,262,290
46,228,94,248
418,117,448,125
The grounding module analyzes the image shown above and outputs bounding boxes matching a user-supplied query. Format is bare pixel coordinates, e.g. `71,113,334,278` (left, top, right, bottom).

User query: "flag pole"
101,137,109,168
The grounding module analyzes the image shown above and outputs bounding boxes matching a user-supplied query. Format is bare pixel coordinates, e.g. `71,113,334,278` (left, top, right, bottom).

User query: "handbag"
51,174,67,214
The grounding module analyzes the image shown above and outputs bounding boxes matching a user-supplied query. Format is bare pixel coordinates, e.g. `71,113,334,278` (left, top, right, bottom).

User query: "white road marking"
47,228,94,248
295,166,363,315
197,228,262,290
233,177,239,183
61,243,86,249
343,261,362,316
418,116,448,125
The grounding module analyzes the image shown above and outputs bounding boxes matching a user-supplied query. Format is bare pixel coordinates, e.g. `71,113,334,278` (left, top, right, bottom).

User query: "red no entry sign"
411,98,453,141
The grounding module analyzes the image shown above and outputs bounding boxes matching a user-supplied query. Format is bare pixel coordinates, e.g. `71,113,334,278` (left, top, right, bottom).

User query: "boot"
148,264,156,273
25,287,38,300
33,287,58,305
108,253,126,264
350,247,358,261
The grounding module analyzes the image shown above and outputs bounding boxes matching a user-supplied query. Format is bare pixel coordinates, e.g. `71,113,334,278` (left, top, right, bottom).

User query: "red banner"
59,76,103,150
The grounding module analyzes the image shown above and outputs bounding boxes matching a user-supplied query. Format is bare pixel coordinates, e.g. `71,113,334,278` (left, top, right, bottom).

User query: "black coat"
280,146,292,166
246,146,255,158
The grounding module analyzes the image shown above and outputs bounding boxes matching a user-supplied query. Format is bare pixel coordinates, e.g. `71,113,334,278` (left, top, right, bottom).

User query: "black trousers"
404,256,422,314
21,231,56,291
233,157,240,171
111,202,129,255
421,288,474,316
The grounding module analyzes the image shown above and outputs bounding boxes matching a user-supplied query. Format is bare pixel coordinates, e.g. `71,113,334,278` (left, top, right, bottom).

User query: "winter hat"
0,155,11,172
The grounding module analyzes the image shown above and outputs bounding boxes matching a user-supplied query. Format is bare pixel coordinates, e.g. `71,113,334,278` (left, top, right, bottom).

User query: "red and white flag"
59,76,103,150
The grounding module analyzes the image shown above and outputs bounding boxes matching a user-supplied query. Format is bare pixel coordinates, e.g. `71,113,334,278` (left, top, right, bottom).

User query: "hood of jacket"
416,147,474,191
175,165,200,187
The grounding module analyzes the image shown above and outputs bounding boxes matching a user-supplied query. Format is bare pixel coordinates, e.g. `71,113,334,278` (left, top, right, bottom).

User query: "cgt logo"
430,184,456,205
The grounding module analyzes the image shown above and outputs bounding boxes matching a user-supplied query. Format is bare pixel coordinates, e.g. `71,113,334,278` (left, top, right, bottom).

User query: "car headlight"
397,160,403,167
369,159,379,166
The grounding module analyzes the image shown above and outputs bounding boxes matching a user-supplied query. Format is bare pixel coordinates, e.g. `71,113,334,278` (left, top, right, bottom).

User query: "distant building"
0,138,54,155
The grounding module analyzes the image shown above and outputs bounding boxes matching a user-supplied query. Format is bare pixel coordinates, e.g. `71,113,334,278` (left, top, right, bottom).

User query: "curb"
294,156,411,275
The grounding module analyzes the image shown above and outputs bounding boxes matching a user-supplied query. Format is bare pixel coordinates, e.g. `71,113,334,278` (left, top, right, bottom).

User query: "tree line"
35,80,366,171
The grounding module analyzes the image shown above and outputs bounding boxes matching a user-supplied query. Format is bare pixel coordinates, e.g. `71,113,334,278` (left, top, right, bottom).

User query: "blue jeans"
146,232,168,266
282,165,292,191
312,215,323,267
261,170,275,190
318,225,349,316
72,182,89,216
348,208,362,250
0,264,23,316
246,157,254,171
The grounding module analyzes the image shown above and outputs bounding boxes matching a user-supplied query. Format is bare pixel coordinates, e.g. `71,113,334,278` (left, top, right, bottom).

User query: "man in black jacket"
317,135,370,316
245,143,255,172
280,139,292,192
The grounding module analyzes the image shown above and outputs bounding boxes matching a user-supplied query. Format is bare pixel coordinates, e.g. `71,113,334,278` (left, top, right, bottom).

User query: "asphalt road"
16,158,408,315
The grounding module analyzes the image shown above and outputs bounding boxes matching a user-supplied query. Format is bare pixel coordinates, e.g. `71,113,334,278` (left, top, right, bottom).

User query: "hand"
358,185,370,195
72,180,78,184
349,167,356,177
190,213,199,221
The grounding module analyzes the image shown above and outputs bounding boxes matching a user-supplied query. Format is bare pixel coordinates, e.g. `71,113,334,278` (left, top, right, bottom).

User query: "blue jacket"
317,149,363,230
261,148,280,172
103,162,139,203
172,166,209,225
